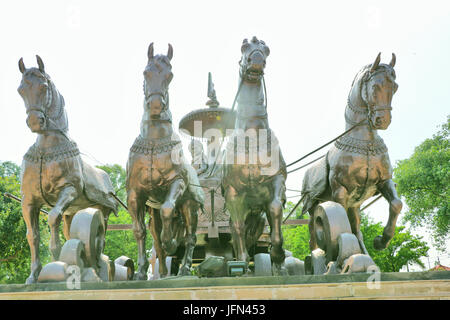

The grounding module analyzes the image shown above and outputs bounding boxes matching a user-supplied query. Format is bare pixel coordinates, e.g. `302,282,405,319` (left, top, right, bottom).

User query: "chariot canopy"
179,72,236,140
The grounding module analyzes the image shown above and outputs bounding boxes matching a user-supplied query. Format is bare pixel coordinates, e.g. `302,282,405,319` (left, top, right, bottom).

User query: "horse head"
349,53,398,130
143,43,174,121
239,36,270,83
17,55,67,134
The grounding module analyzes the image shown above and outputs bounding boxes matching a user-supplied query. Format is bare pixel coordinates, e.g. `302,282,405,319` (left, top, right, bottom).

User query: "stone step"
0,278,448,300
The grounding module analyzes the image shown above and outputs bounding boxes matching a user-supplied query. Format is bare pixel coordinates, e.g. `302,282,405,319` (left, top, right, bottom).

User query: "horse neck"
140,108,173,140
345,83,379,141
235,79,268,130
46,82,68,133
35,130,70,149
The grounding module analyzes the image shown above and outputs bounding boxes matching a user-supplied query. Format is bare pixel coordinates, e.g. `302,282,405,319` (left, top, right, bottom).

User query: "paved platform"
0,271,449,300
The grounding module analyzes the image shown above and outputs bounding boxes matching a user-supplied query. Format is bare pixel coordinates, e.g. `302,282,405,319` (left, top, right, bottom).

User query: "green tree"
282,201,310,261
394,116,450,250
360,212,429,272
0,161,51,284
96,164,127,202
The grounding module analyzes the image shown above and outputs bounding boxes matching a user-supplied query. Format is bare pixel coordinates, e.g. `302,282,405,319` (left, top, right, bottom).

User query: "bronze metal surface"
301,53,402,259
221,37,287,275
126,43,204,280
17,56,118,284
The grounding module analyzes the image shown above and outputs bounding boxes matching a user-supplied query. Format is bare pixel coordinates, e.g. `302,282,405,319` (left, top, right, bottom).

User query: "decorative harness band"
335,135,387,156
130,135,182,155
24,140,80,163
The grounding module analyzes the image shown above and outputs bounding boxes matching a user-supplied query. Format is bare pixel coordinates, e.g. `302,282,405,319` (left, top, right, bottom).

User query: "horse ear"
18,58,25,74
264,45,270,57
389,53,396,67
167,43,173,61
148,42,154,60
36,55,45,73
370,52,381,72
241,39,249,53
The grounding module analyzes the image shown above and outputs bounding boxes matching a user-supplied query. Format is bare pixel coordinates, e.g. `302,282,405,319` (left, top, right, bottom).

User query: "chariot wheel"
336,233,361,267
313,201,352,263
254,253,272,276
114,256,135,281
97,254,114,282
69,208,105,267
59,239,87,269
284,256,305,276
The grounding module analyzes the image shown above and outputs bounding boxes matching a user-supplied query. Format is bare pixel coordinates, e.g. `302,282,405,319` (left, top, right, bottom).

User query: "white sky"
0,0,448,267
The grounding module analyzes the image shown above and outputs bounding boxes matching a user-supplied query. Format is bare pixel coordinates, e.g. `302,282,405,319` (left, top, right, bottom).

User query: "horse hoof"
25,276,37,285
133,272,147,281
272,263,288,276
373,235,387,250
177,266,191,276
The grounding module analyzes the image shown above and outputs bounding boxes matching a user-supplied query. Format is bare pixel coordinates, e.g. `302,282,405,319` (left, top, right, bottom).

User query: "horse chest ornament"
335,135,387,156
130,135,182,156
24,140,80,163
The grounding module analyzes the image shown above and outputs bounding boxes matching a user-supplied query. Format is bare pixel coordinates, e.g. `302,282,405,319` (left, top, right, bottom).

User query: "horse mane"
46,76,69,132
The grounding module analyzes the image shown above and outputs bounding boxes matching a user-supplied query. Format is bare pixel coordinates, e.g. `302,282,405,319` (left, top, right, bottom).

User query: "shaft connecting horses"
126,43,204,280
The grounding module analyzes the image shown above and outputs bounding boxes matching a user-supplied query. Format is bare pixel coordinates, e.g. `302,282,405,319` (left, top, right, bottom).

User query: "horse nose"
149,95,164,115
26,112,45,130
249,52,265,70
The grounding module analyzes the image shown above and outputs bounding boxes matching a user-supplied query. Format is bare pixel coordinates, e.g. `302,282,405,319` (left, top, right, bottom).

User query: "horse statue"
222,37,287,275
301,53,402,264
126,43,204,280
17,56,118,284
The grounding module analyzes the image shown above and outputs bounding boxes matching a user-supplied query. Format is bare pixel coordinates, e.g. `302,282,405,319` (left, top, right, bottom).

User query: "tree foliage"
394,116,450,250
0,161,51,284
97,164,152,264
360,212,429,272
282,201,310,261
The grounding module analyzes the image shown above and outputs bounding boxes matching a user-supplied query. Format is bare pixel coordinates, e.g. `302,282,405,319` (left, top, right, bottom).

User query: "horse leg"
308,205,318,251
268,174,287,275
225,185,250,267
22,199,42,284
62,214,74,240
149,206,168,278
347,206,369,254
98,206,112,256
178,200,198,276
127,189,148,280
160,179,186,255
48,185,79,260
374,179,403,250
245,213,265,250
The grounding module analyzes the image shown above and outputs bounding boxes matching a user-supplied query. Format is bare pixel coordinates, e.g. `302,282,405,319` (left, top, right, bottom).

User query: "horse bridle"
25,73,69,139
346,69,393,129
144,90,170,113
240,48,266,78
